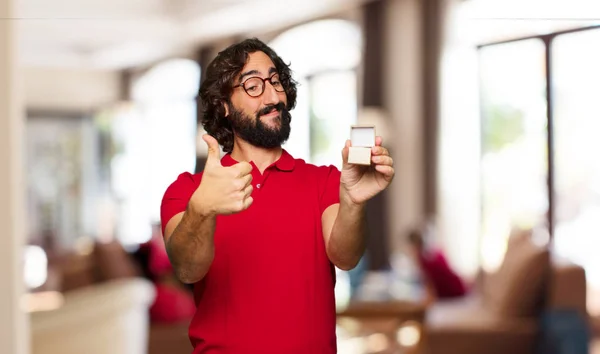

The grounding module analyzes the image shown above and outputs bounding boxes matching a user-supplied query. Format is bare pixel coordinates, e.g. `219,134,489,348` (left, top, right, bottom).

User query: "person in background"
134,223,196,323
407,222,467,302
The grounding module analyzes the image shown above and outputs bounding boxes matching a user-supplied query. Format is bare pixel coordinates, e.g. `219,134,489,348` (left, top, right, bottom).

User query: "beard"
229,102,291,149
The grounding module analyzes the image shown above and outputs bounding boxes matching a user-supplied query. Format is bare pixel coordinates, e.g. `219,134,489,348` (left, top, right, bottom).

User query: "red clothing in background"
418,249,467,298
144,228,196,323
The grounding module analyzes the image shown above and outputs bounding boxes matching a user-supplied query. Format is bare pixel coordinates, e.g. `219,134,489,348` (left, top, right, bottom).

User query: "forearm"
166,205,216,284
326,194,367,270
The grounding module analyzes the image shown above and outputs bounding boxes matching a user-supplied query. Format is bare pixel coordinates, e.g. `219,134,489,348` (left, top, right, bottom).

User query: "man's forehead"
245,51,275,68
237,52,278,81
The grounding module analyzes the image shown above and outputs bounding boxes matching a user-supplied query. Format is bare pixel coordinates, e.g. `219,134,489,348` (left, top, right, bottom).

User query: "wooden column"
363,0,391,270
421,0,445,218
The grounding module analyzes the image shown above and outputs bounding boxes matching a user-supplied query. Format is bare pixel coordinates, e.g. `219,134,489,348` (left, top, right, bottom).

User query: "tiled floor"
339,336,600,354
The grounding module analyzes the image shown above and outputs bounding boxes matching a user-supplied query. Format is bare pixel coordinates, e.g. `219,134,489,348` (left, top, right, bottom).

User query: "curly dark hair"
199,38,298,153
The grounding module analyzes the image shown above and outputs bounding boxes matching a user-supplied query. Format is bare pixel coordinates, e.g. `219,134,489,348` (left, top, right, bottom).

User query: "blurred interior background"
2,0,600,353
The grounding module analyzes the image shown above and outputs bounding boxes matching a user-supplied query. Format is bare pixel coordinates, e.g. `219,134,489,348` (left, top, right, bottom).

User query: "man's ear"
223,101,230,117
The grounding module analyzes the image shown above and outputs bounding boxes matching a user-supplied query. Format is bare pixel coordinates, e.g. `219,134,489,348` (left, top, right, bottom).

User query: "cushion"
93,239,141,281
57,253,97,292
484,229,550,317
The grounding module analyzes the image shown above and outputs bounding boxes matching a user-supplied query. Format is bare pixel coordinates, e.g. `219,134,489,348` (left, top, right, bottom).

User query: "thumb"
202,134,221,168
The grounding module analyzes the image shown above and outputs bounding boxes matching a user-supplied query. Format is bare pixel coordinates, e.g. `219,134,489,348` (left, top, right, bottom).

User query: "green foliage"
309,108,331,158
483,104,525,153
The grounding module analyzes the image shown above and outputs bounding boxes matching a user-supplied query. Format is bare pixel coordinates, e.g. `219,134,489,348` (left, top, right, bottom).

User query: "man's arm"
321,137,394,270
161,134,253,284
321,195,367,271
163,207,216,284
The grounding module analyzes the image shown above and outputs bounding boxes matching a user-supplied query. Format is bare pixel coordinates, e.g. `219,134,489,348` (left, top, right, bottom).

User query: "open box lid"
350,125,376,147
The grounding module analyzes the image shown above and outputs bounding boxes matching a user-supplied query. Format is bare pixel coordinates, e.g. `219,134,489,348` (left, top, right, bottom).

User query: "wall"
383,0,425,253
0,0,29,352
23,67,121,112
381,0,481,277
436,1,481,278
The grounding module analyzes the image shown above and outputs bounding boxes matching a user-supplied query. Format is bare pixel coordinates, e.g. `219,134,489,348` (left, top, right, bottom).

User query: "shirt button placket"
254,177,263,191
254,169,270,192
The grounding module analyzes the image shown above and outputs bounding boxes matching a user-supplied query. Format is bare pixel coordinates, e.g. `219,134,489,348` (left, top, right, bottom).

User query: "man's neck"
230,137,282,174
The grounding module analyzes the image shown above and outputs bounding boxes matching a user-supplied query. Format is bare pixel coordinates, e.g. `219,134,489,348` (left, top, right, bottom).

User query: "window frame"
477,24,600,243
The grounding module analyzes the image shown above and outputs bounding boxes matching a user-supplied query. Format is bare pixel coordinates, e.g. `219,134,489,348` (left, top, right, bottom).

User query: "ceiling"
16,0,371,70
462,0,600,44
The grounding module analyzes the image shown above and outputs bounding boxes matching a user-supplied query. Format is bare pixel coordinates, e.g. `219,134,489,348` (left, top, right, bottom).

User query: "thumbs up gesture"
189,135,254,216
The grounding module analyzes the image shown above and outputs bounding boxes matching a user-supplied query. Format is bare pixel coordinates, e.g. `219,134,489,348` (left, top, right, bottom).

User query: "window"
478,25,600,315
107,59,200,246
478,39,548,271
552,28,600,314
26,114,93,249
308,71,358,167
440,0,600,280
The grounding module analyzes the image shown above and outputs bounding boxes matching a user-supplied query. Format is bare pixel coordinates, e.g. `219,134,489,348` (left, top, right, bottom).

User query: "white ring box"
348,125,376,165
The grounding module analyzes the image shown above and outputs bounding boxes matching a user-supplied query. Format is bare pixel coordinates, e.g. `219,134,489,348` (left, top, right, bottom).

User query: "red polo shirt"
160,150,341,354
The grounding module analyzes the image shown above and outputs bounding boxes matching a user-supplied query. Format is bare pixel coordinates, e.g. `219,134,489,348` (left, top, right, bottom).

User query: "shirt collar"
221,149,295,171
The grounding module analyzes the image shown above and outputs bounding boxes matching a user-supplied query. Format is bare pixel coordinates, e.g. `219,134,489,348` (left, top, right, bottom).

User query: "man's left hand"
340,136,395,205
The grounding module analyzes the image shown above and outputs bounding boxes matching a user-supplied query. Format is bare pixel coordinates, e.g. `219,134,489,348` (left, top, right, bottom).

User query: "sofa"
37,238,194,354
31,278,155,354
424,230,588,354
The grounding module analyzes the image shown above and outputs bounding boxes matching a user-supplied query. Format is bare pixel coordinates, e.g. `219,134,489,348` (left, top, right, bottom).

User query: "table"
336,300,428,354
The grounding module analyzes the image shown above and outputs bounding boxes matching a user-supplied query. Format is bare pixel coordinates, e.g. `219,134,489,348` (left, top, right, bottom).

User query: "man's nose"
262,81,280,105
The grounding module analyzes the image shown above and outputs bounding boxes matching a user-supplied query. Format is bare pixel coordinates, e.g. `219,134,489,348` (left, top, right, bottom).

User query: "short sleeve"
319,165,341,214
160,172,201,236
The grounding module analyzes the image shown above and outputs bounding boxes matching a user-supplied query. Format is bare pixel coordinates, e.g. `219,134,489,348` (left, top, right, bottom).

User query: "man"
160,38,394,354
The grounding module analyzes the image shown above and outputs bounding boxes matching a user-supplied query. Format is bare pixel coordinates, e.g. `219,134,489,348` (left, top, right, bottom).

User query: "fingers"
232,174,252,192
372,155,393,167
243,196,254,210
232,184,253,213
375,136,383,146
238,182,254,212
241,174,253,188
234,161,253,177
243,184,253,199
375,165,395,179
371,145,389,156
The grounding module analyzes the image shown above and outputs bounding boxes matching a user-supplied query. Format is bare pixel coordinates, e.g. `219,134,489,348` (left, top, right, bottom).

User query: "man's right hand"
189,134,254,216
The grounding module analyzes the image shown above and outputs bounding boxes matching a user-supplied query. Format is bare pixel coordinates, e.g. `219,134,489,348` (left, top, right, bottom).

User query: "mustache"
257,102,285,118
